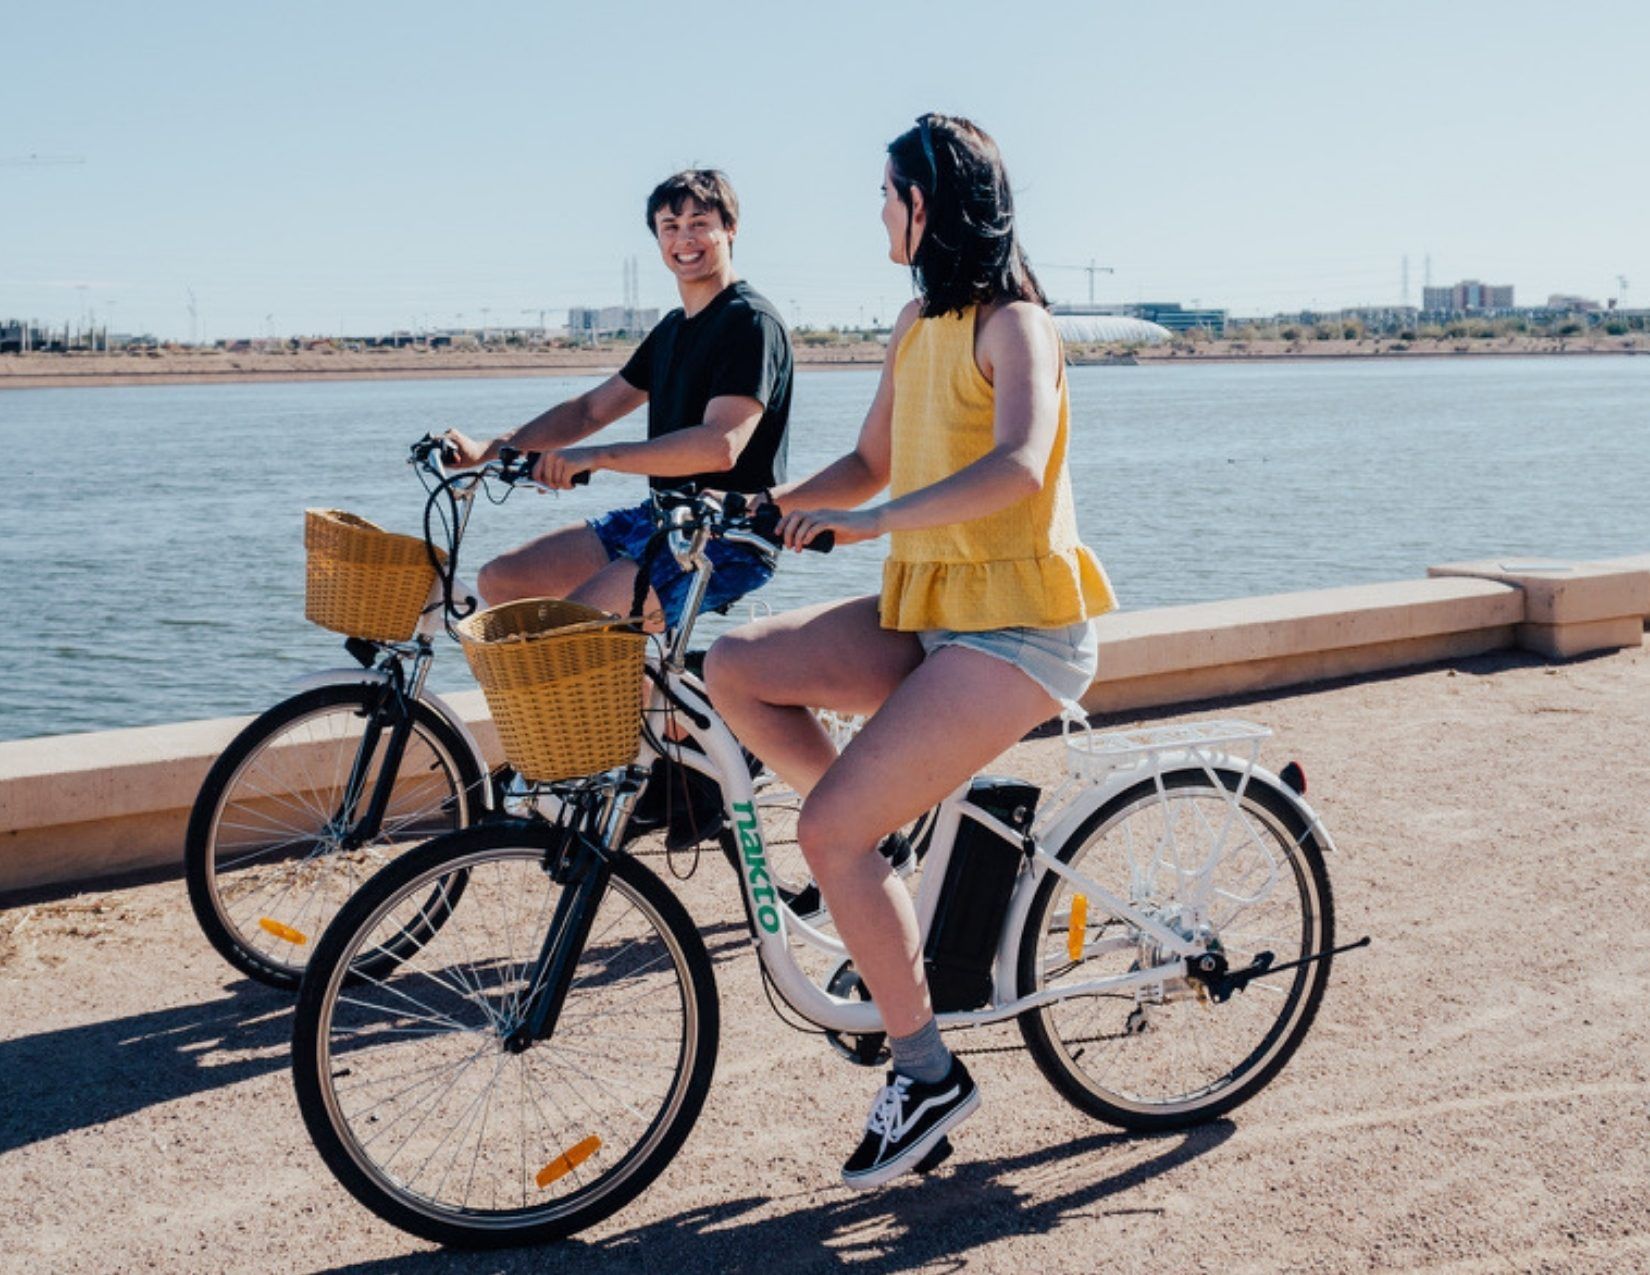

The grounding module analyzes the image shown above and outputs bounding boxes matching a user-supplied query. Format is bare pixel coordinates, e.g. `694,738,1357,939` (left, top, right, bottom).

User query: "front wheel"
292,823,719,1248
185,683,485,989
1017,769,1335,1130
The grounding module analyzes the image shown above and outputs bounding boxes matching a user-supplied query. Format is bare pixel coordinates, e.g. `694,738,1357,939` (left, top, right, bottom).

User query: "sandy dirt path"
2,648,1648,1273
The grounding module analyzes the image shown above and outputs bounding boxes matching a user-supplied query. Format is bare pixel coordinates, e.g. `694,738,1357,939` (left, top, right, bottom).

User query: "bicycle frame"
648,673,1334,1038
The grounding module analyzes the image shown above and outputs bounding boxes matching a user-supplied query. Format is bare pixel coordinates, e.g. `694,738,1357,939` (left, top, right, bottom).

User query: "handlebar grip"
749,501,834,553
496,447,588,486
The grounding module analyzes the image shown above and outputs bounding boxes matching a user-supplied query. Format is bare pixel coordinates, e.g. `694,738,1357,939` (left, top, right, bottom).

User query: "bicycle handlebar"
409,435,589,489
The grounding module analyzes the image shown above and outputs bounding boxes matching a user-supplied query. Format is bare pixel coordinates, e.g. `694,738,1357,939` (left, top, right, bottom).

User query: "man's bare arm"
445,373,646,466
537,393,764,487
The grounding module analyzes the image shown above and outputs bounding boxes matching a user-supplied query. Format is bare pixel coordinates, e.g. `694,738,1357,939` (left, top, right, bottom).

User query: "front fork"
507,774,645,1050
333,645,436,846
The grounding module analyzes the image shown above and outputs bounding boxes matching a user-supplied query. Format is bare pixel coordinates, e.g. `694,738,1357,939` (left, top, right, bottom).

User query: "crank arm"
1198,935,1370,1003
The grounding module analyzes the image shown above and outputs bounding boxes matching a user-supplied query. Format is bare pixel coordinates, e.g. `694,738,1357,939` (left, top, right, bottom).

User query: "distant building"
567,306,660,342
1051,301,1224,336
1338,306,1419,331
1547,294,1601,313
1423,280,1514,312
1131,302,1227,334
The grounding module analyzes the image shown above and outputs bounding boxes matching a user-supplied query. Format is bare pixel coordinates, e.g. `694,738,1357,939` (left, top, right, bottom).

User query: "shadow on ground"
0,980,294,1155
318,1121,1232,1274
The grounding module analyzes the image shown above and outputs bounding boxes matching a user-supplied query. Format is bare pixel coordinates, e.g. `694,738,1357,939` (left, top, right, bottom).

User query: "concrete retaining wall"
4,557,1647,896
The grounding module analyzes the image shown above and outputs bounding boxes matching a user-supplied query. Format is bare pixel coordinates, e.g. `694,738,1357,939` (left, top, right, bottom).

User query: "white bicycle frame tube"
655,672,1328,1036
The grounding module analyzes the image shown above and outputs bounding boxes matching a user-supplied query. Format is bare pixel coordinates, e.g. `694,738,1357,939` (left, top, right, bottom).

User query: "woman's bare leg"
705,596,922,797
797,646,1061,1037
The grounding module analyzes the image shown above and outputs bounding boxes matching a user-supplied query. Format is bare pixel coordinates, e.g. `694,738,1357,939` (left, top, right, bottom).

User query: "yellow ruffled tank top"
879,306,1117,632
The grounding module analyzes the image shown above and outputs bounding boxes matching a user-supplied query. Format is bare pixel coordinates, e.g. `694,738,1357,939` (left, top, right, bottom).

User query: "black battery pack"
923,776,1039,1012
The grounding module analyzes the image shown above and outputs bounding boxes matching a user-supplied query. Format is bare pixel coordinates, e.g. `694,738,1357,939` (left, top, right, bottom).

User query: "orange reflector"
536,1135,601,1188
1066,895,1088,963
259,917,308,946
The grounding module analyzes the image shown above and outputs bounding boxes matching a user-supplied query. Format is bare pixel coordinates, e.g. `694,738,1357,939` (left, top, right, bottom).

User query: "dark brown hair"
887,114,1046,318
645,169,740,235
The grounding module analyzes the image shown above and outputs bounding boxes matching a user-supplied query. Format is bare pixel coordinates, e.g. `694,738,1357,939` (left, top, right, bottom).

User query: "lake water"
2,356,1647,741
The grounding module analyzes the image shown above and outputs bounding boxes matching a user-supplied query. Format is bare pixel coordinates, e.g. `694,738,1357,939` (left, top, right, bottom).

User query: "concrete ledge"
1429,557,1650,657
1,690,500,894
3,560,1644,896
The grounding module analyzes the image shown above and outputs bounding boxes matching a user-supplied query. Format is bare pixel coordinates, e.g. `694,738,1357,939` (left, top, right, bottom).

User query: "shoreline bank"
3,334,1644,390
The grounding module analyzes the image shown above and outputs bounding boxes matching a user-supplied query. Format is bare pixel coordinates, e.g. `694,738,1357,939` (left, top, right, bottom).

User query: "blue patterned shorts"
588,500,775,628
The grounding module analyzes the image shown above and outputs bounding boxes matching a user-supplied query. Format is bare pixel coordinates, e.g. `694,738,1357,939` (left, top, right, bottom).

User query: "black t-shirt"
619,281,793,493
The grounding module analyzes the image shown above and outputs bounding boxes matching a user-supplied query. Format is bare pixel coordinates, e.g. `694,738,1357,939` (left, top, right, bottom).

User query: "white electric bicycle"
290,487,1361,1247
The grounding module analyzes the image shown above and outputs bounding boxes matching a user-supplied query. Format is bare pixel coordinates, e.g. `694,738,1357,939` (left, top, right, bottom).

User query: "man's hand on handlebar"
439,429,496,469
533,446,600,491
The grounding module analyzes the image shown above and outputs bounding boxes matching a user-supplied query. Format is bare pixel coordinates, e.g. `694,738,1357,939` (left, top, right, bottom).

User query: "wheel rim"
1030,783,1325,1116
311,847,700,1229
206,700,470,976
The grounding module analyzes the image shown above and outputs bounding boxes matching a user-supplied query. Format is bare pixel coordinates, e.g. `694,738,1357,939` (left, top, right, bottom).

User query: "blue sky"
5,1,1646,339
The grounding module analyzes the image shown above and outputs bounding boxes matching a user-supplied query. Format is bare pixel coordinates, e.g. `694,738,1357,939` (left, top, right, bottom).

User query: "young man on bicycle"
443,169,792,845
443,168,793,628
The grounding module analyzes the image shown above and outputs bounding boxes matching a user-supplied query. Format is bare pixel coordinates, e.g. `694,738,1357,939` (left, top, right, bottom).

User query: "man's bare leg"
477,524,611,607
565,557,664,630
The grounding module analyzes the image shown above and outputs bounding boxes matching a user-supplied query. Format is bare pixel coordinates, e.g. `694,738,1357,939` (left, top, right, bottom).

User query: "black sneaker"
841,1058,979,1190
627,757,727,852
665,763,725,852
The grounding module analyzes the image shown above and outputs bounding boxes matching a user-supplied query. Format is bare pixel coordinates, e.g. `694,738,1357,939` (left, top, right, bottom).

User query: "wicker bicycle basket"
304,509,446,642
456,599,648,782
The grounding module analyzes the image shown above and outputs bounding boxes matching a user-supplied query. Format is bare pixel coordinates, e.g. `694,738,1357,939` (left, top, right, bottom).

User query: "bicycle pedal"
912,1137,952,1175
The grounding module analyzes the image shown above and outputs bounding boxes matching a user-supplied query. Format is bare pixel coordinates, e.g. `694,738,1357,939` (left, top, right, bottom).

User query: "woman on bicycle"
706,113,1115,1188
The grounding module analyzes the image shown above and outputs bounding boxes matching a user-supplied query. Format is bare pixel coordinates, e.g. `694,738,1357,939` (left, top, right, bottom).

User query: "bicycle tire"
291,822,719,1247
1016,768,1335,1131
185,683,485,989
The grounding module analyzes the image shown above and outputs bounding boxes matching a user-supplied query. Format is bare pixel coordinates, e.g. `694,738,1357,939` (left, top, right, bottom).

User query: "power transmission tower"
186,288,199,345
1402,255,1410,308
623,256,639,331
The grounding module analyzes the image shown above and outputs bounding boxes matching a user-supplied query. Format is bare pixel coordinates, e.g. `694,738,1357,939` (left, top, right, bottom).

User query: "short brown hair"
645,169,739,235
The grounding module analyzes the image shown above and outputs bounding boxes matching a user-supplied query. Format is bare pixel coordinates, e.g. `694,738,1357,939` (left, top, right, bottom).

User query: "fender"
287,667,494,809
991,753,1337,1006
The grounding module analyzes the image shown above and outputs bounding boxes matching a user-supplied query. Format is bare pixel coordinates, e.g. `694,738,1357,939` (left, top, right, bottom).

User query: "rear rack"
1063,719,1271,779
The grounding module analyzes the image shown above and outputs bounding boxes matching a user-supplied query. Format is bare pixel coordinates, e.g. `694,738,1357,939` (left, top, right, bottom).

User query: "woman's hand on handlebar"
533,446,600,490
777,506,881,550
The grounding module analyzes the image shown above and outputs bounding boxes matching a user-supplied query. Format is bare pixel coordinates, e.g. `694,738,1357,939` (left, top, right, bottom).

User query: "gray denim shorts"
918,618,1099,717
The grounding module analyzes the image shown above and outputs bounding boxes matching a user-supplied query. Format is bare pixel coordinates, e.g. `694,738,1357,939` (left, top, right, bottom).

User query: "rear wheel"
1017,770,1334,1130
185,683,484,989
291,823,719,1247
